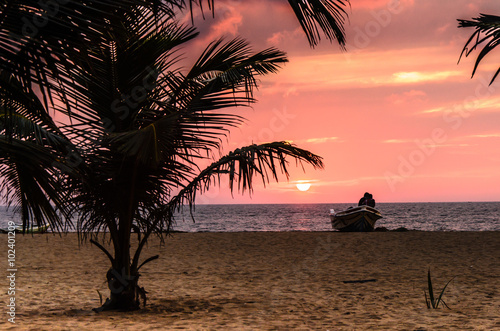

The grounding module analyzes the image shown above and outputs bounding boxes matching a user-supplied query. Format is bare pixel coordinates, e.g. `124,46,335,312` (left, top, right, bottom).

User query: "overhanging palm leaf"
185,0,349,48
287,0,349,48
458,14,500,85
172,141,324,208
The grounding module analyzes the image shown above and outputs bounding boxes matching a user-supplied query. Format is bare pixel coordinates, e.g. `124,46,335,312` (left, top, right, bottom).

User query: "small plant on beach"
424,269,455,309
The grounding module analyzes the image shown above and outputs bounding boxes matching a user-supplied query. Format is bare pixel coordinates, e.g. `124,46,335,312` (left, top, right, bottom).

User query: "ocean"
2,202,498,232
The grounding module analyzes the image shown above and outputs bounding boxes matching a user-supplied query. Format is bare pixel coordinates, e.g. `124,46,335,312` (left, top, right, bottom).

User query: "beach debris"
342,279,377,284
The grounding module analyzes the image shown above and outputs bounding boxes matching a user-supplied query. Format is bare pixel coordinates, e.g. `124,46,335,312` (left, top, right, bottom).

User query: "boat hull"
330,206,382,232
15,224,50,233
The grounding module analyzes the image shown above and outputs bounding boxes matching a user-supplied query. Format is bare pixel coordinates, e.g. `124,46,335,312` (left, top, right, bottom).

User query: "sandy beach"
1,231,499,330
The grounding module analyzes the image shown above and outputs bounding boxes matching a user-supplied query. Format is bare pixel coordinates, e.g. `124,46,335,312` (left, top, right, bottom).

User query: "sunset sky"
182,0,500,204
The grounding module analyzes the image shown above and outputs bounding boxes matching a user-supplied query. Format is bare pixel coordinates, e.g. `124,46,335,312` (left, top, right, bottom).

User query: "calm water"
1,202,499,232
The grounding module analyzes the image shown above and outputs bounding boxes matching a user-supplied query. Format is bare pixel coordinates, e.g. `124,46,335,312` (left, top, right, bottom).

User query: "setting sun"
296,182,311,192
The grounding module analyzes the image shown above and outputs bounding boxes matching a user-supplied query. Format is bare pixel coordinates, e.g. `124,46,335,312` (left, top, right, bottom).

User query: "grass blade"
427,269,435,308
436,277,456,309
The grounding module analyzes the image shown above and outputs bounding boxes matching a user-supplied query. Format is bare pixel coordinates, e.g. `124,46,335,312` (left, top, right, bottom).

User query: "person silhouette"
358,192,376,207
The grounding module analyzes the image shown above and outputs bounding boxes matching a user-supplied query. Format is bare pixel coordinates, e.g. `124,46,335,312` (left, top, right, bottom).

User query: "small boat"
330,206,382,232
15,223,50,233
0,223,51,234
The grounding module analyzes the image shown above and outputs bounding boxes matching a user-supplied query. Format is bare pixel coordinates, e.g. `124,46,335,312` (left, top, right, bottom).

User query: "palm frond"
0,107,70,153
286,0,349,48
0,72,62,135
0,137,72,232
458,14,500,85
170,141,324,211
185,38,287,102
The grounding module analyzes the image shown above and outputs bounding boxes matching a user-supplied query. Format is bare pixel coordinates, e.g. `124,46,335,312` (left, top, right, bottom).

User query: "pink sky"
183,0,500,204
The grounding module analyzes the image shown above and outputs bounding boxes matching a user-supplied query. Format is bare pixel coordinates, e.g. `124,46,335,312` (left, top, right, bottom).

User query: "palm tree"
64,24,325,310
0,1,347,311
458,14,500,85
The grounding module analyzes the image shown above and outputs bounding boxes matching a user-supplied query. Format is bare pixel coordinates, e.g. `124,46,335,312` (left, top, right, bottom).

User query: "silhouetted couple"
358,192,375,208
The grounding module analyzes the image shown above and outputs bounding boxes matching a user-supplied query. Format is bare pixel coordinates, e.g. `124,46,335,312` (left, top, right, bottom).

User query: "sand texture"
1,231,499,330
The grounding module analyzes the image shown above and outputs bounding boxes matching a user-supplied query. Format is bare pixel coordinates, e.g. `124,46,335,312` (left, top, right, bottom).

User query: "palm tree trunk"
95,164,144,311
95,212,141,311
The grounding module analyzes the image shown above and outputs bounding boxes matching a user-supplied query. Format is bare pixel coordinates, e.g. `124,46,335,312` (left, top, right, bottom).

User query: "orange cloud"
387,90,427,105
421,96,500,115
258,46,470,96
351,0,415,10
208,5,242,38
392,71,462,84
